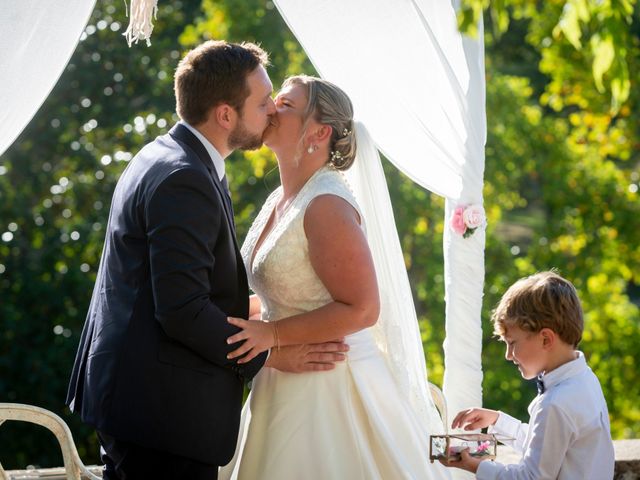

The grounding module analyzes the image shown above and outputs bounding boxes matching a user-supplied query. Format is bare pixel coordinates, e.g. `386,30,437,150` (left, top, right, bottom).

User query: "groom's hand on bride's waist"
265,341,349,373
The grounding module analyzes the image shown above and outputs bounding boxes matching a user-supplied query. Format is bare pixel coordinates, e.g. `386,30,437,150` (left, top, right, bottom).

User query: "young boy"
444,271,615,479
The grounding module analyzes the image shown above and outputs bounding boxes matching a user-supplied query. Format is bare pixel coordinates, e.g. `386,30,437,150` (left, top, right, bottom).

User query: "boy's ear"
540,328,556,349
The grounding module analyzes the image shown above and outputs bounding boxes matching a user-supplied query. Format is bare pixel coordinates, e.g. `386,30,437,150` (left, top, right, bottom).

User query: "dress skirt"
219,329,450,480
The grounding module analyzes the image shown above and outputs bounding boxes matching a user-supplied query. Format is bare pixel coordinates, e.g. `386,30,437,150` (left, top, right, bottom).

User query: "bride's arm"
227,194,380,363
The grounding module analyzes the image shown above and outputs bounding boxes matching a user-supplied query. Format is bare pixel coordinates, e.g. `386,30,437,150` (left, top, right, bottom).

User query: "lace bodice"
241,166,362,322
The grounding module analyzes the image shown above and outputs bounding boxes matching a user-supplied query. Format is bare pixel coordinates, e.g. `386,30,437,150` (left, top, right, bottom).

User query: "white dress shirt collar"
181,121,225,181
540,350,586,391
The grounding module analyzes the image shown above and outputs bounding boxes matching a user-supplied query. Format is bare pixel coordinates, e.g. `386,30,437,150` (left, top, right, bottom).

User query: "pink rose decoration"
450,204,486,238
450,206,467,235
463,205,485,229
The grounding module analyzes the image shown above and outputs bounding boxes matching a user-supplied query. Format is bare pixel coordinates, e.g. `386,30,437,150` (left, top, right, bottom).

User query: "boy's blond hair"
492,271,584,347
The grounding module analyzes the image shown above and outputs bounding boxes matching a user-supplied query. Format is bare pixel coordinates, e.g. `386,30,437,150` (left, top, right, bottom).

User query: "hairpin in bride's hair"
330,150,344,163
342,128,352,137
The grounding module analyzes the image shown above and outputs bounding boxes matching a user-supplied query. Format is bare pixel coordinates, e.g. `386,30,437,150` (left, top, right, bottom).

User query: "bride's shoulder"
310,168,353,196
304,168,360,215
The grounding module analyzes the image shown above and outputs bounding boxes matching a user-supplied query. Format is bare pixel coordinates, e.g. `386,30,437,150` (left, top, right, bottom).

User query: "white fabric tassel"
122,0,159,47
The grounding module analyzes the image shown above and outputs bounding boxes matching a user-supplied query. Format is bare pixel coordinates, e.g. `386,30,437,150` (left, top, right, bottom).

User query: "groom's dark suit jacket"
66,123,266,465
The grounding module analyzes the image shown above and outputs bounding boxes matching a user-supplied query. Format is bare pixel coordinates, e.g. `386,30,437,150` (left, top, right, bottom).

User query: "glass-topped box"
429,433,498,463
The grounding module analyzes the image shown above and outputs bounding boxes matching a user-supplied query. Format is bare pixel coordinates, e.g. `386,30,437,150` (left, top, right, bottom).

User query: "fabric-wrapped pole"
274,0,486,437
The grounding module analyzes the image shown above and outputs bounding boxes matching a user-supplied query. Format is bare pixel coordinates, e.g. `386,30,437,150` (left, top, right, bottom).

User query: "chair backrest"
0,403,100,480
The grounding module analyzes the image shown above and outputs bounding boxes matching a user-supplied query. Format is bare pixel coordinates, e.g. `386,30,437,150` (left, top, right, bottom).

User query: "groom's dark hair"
174,40,269,125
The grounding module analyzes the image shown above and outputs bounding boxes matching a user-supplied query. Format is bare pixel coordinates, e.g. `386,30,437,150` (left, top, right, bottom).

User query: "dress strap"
298,167,364,228
241,187,282,271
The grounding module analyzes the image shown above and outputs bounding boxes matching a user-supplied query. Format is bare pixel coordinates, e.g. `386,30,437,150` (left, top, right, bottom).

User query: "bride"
219,75,450,479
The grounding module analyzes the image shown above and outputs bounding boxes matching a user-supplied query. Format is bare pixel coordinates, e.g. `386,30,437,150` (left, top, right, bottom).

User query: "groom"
66,40,347,480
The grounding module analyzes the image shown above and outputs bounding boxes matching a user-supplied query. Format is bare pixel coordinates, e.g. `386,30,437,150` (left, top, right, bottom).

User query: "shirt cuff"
476,459,502,480
490,411,521,439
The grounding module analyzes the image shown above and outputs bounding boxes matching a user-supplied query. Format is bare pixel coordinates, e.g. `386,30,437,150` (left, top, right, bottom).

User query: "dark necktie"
536,374,546,395
220,174,236,229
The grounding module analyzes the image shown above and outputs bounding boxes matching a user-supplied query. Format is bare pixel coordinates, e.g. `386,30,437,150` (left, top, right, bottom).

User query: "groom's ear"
213,104,237,131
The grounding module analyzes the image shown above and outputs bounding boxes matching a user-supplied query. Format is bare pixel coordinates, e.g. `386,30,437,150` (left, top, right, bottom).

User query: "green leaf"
556,0,587,49
610,58,631,113
591,33,615,93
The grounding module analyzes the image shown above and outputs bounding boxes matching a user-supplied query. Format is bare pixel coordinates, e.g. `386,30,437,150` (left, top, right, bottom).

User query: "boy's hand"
451,407,499,431
440,448,484,474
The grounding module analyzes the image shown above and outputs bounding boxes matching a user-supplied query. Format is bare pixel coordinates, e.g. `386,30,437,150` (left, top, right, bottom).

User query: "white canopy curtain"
273,0,486,427
0,0,97,157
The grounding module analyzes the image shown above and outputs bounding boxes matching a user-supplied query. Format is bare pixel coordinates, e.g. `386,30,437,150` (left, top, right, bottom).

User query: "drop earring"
307,144,316,154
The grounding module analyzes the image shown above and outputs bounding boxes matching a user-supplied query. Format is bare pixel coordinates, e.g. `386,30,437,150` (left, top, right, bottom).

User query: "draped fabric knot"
123,0,159,47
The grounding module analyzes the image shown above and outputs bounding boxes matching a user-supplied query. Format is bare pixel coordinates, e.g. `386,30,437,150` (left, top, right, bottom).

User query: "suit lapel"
168,123,238,239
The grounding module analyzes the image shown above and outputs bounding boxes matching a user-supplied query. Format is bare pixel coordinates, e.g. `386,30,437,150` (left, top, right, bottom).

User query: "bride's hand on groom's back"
265,341,350,373
226,316,276,363
226,315,350,371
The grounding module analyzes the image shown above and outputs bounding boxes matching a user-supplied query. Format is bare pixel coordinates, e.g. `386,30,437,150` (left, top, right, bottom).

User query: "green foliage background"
1,0,638,468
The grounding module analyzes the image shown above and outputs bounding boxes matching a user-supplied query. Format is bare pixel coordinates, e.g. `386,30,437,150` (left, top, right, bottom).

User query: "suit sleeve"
146,167,266,379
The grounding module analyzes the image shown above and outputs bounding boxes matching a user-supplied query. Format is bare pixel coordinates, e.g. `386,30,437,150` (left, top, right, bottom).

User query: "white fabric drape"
274,0,486,429
346,121,446,441
0,0,96,157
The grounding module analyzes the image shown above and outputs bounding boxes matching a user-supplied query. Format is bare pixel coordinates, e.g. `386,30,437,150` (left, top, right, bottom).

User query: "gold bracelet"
272,321,281,351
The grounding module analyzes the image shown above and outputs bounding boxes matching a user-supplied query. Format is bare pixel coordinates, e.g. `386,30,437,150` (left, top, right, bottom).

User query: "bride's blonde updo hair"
283,75,357,170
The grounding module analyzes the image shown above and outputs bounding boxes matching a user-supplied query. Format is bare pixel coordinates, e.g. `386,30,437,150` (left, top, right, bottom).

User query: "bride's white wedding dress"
220,166,450,480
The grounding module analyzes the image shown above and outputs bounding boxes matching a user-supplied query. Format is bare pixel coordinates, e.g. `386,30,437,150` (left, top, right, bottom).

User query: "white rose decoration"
462,205,485,229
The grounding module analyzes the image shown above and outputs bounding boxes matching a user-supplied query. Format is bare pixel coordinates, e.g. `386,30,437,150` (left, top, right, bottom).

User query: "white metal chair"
0,403,100,480
428,382,449,434
0,387,448,479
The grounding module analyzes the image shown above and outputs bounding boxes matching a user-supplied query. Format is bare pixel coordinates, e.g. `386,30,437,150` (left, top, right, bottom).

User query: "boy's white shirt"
477,351,615,480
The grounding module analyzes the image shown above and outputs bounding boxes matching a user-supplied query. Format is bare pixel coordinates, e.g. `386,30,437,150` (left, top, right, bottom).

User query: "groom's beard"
228,118,264,151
